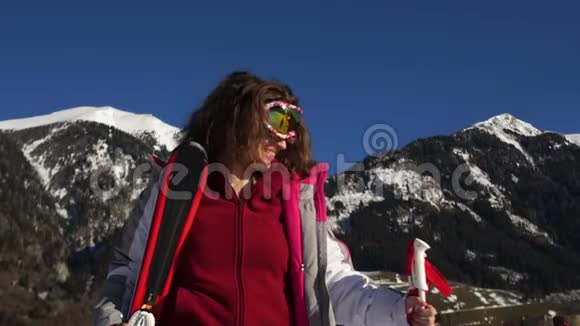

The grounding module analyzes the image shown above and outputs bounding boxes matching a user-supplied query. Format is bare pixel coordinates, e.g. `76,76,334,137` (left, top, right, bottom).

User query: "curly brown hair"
182,71,316,177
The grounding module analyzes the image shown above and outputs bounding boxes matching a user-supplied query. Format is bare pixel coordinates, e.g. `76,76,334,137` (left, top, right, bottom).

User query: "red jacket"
158,170,292,325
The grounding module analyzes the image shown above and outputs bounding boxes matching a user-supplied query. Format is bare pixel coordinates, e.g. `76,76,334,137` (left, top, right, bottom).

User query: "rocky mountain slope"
326,113,580,296
0,107,177,324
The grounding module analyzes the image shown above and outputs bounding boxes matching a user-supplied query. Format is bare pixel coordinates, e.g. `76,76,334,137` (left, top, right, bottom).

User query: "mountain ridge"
0,106,181,151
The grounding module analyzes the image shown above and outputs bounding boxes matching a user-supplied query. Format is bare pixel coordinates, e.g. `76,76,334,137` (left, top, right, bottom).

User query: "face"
256,100,302,167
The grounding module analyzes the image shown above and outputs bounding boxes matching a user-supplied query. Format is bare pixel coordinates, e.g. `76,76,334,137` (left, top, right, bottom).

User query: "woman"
94,71,437,326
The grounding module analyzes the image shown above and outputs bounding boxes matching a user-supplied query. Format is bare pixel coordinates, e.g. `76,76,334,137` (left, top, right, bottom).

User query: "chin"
262,159,273,168
259,154,276,168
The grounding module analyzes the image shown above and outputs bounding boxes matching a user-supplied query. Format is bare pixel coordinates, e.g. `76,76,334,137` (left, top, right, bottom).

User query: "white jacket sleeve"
93,176,160,326
325,233,408,326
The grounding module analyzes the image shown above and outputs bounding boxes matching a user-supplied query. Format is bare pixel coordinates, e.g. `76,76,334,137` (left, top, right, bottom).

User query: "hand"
405,296,437,326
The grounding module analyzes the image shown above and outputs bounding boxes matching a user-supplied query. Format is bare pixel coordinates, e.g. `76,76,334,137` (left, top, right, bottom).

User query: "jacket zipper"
234,193,245,326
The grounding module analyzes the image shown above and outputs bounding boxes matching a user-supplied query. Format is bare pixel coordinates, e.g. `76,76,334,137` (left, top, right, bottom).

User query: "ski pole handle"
127,309,155,326
411,238,430,302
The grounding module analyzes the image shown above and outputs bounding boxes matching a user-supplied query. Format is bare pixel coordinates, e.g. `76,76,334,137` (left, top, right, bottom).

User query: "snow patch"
37,291,49,300
395,274,403,284
86,140,110,171
22,134,53,188
452,148,471,162
131,181,149,201
465,164,505,209
439,287,523,315
488,266,527,285
433,232,441,242
446,294,458,303
455,203,483,223
544,289,580,303
56,205,69,219
326,191,384,221
53,188,68,200
488,292,509,306
327,161,447,220
465,249,477,262
566,134,580,146
85,139,136,201
452,147,505,210
393,213,424,232
507,212,553,244
467,113,541,166
473,291,490,305
372,167,444,208
442,293,467,311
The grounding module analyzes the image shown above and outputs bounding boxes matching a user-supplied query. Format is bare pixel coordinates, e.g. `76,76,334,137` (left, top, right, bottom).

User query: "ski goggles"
264,101,303,142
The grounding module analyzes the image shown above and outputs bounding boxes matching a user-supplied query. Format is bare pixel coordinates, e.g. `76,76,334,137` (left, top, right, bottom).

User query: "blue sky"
1,1,579,174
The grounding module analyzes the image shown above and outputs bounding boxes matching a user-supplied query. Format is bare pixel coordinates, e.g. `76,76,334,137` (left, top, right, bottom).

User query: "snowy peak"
471,113,543,137
567,134,580,146
0,106,181,150
464,114,543,166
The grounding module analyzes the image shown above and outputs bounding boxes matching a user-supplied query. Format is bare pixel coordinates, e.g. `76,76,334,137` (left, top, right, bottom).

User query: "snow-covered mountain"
0,108,178,324
0,106,181,151
326,113,580,296
0,107,181,250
